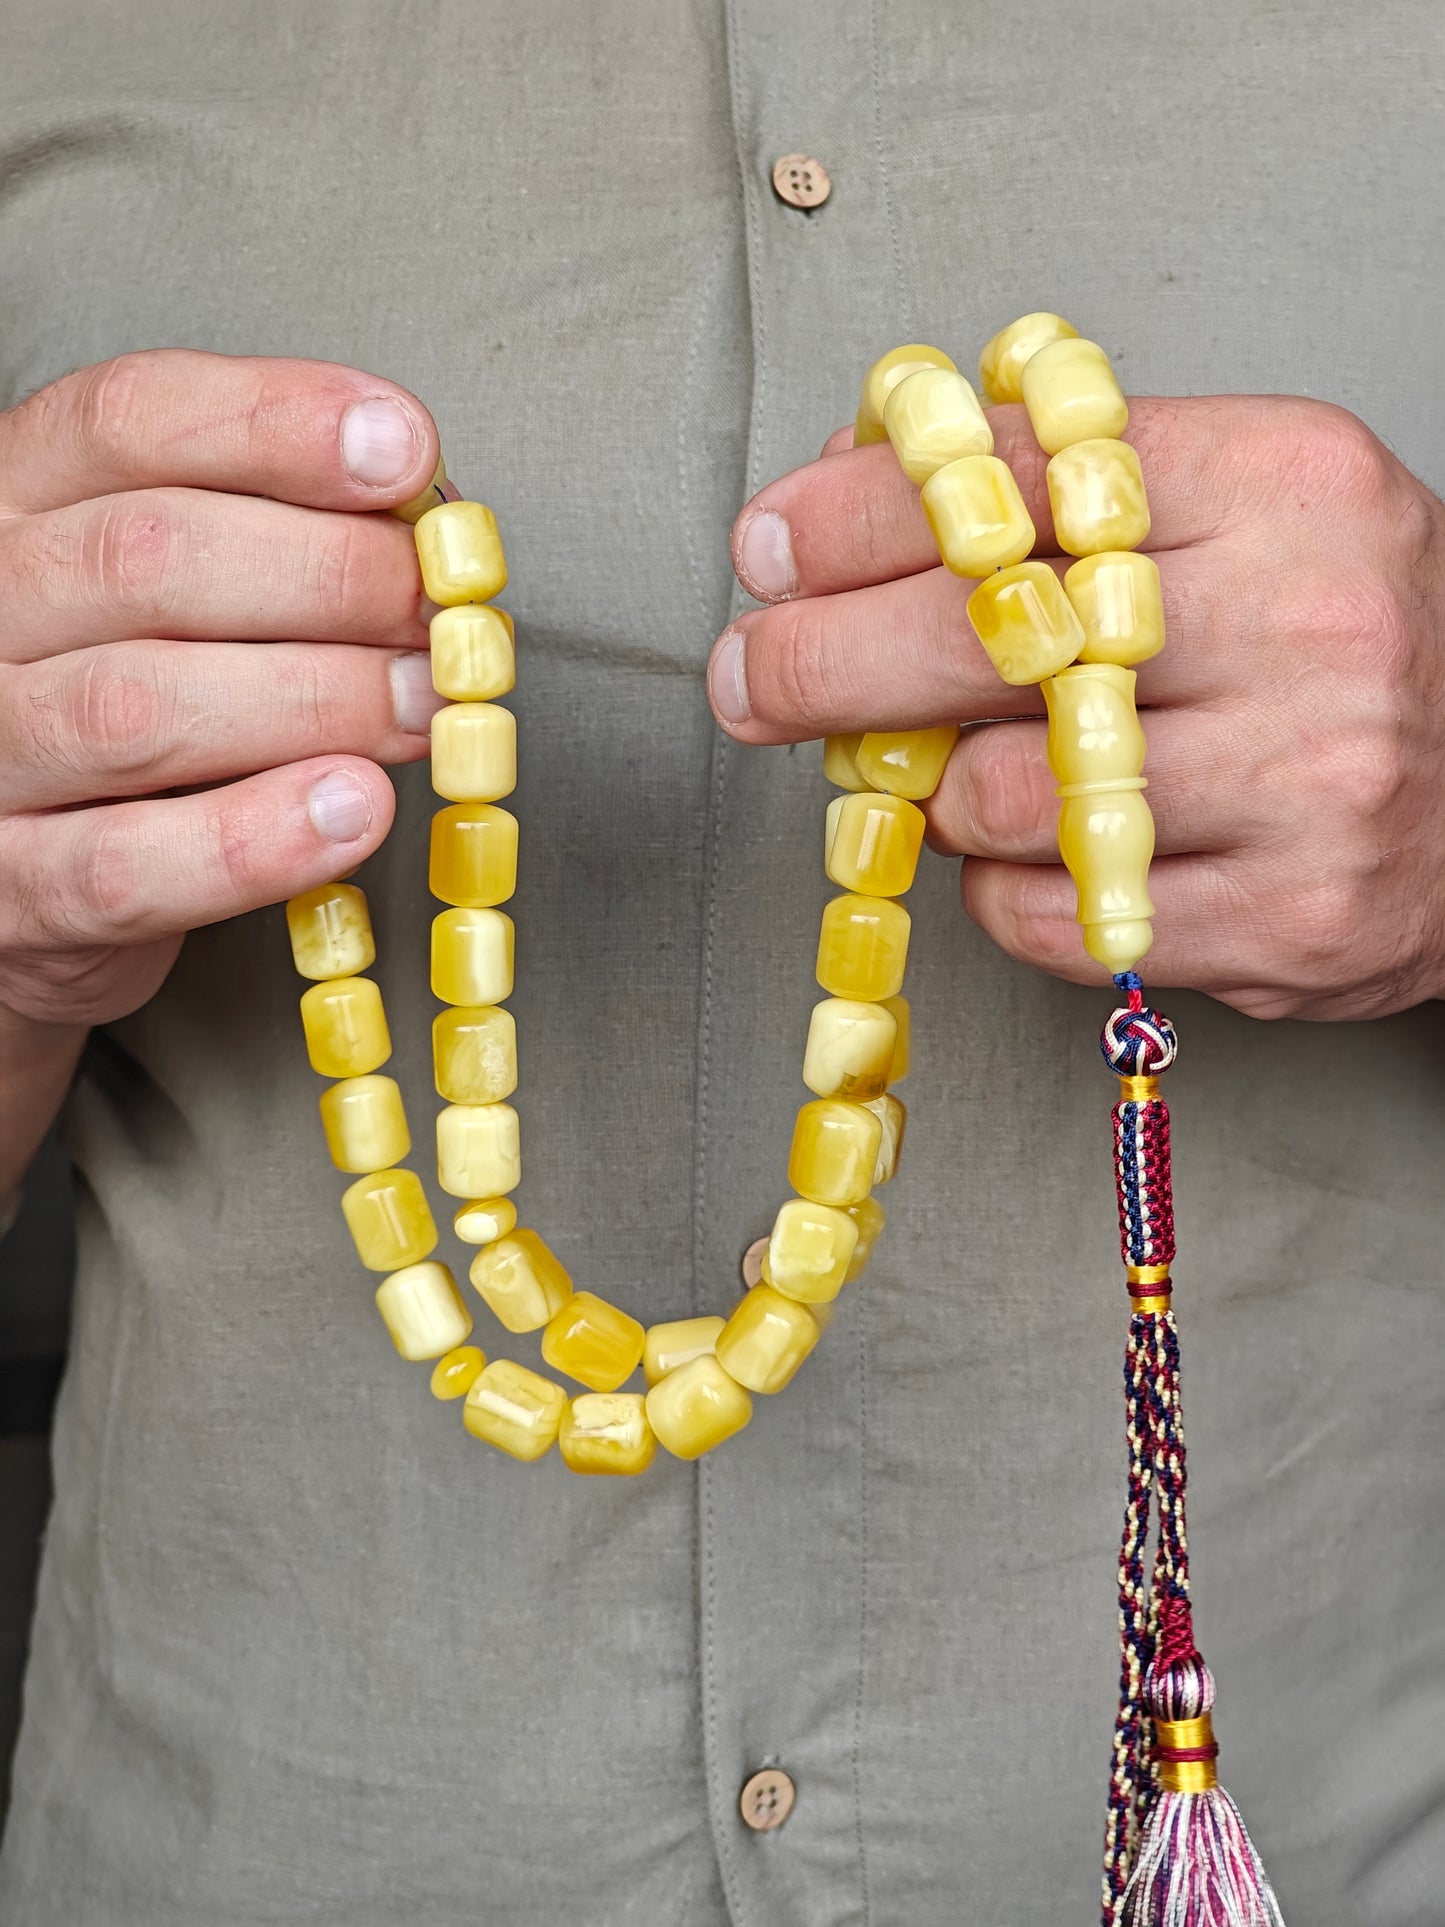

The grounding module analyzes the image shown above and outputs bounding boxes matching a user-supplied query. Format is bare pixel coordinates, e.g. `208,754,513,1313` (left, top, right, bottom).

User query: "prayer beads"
375,1261,472,1361
559,1393,657,1476
342,1168,438,1271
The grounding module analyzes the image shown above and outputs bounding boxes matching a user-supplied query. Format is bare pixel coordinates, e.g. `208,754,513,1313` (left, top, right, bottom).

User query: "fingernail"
736,509,796,601
308,770,373,842
390,652,446,734
341,397,421,488
709,627,749,725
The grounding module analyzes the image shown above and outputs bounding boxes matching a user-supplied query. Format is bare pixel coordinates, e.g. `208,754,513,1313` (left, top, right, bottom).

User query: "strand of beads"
283,460,918,1475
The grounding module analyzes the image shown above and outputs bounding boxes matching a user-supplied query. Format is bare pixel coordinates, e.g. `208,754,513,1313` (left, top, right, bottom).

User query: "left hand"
706,396,1445,1021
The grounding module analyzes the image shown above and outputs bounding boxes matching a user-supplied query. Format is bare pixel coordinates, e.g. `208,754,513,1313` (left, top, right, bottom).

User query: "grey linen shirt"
2,3,1443,1922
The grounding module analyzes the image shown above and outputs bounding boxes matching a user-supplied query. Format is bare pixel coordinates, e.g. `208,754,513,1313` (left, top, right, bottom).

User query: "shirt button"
739,1766,797,1832
771,154,831,210
741,1235,769,1288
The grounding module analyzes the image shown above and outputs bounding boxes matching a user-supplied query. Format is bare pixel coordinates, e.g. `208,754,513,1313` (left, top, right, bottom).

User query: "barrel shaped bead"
855,728,958,802
816,894,911,1001
431,909,515,1006
802,997,898,1102
429,805,519,909
824,790,925,896
436,1101,521,1198
559,1393,657,1475
1065,551,1165,667
390,456,449,526
414,500,508,606
766,1197,859,1304
922,455,1036,576
429,604,516,700
716,1285,820,1395
790,1098,883,1208
463,1359,566,1461
823,732,870,791
341,1166,438,1270
542,1291,646,1392
645,1354,753,1460
855,343,958,446
319,1074,410,1173
286,883,375,980
433,1005,518,1105
469,1228,572,1333
883,367,993,484
375,1261,472,1361
642,1315,726,1387
1047,439,1151,557
431,702,517,804
978,311,1079,405
966,561,1087,686
863,1093,907,1186
1021,338,1129,454
299,976,392,1077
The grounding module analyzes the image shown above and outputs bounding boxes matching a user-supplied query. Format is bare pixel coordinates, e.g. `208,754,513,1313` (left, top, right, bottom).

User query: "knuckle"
86,492,181,614
70,818,143,938
1291,400,1392,506
65,650,170,780
303,511,387,625
73,352,158,470
957,723,1049,850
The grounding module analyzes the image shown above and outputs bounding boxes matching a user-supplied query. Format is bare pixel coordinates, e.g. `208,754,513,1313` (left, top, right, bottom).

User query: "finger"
0,350,440,518
819,425,855,458
925,705,1262,864
0,754,394,950
706,547,1224,744
0,639,444,810
733,395,1264,603
0,488,428,663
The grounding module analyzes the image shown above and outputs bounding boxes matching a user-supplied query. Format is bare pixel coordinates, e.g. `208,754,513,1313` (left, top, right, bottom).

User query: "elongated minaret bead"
1044,663,1155,970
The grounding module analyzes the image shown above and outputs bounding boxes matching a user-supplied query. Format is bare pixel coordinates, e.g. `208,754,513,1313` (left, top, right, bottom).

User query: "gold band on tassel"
1127,1263,1172,1314
1154,1712,1219,1793
1117,1075,1160,1104
1131,1293,1172,1314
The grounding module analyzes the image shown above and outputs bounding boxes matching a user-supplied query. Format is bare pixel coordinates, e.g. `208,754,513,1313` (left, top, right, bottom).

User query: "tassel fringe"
1123,1785,1285,1927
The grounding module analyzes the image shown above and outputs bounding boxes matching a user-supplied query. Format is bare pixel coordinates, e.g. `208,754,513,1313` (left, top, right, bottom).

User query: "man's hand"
0,349,445,1030
707,396,1445,1020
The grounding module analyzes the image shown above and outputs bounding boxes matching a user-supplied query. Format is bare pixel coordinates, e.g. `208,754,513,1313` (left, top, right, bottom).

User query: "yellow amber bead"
463,1358,566,1462
469,1228,572,1332
824,790,925,897
319,1074,410,1173
881,994,910,1083
642,1315,725,1387
802,997,896,1101
436,1101,520,1199
299,976,391,1078
823,732,869,791
1044,662,1146,792
286,882,374,981
341,1167,438,1270
1057,787,1156,971
559,1392,657,1476
816,894,911,1001
414,499,508,606
855,728,959,802
431,702,517,804
921,455,1036,577
844,1194,886,1281
766,1197,859,1304
645,1354,752,1461
431,908,515,1006
390,456,448,526
1021,338,1129,455
966,561,1086,687
429,604,516,700
375,1260,472,1361
429,804,518,909
433,1005,517,1106
430,1343,485,1399
789,1098,881,1207
715,1285,820,1395
1047,440,1150,557
854,344,958,446
883,368,992,484
542,1290,646,1392
863,1093,906,1185
453,1197,518,1245
1065,552,1165,667
978,312,1079,405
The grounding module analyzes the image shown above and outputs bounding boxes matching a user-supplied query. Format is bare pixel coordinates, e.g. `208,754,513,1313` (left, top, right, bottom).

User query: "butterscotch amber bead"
642,1315,725,1387
559,1393,657,1476
823,733,869,791
414,500,507,607
824,790,925,896
766,1197,859,1304
431,702,517,804
844,1195,886,1281
1044,663,1146,791
469,1228,572,1332
341,1167,438,1270
431,908,515,1006
464,1358,566,1462
978,312,1079,405
715,1285,820,1395
375,1260,472,1361
855,728,958,802
430,604,516,700
884,367,992,484
881,995,910,1082
855,344,958,446
542,1290,646,1392
1047,440,1150,557
1021,338,1129,454
319,1074,410,1173
298,975,391,1078
286,883,374,981
816,894,911,1001
390,456,448,526
645,1354,752,1461
864,1093,906,1185
436,1101,520,1198
1065,552,1165,667
790,1098,881,1208
966,561,1086,687
1057,789,1156,971
433,1005,517,1105
922,455,1036,577
802,998,896,1101
429,805,518,909
452,1197,518,1245
430,1344,485,1400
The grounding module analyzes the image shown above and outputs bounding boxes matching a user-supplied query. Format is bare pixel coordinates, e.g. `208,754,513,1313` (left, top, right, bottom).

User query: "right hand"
0,349,446,1028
